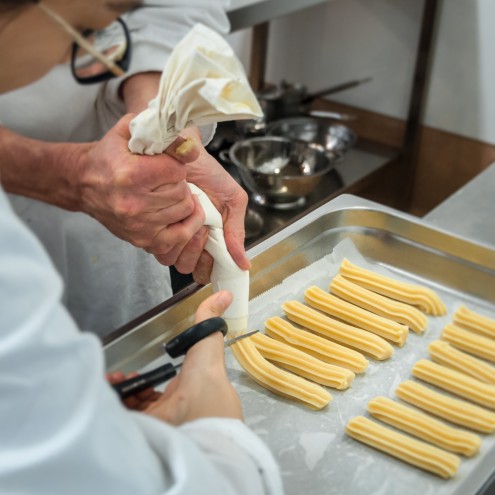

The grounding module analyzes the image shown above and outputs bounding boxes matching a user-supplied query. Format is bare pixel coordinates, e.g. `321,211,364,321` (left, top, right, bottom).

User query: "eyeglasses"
37,3,131,85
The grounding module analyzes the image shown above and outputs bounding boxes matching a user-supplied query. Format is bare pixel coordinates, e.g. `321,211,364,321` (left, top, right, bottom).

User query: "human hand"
143,290,243,425
167,127,250,284
76,115,208,261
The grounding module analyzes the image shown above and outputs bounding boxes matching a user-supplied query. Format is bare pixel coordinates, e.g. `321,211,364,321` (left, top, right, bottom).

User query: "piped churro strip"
396,380,495,433
305,285,409,346
231,336,331,410
412,359,495,410
346,416,460,478
429,340,495,385
283,301,393,360
367,396,481,457
251,332,354,390
442,323,495,362
453,305,495,339
265,316,368,373
339,259,447,316
330,274,428,333
396,380,495,434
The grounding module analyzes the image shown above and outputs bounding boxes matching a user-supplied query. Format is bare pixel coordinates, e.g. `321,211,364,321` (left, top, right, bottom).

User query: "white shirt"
0,0,231,336
0,185,283,494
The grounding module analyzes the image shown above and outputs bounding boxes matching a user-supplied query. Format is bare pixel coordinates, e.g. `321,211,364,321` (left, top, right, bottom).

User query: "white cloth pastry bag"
128,23,263,335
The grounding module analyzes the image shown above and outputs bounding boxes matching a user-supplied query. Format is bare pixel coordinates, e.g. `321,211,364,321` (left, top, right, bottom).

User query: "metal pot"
227,136,340,210
257,77,371,123
266,117,357,154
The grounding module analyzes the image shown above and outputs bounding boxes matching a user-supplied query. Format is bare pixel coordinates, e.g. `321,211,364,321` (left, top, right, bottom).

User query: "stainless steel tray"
104,194,495,494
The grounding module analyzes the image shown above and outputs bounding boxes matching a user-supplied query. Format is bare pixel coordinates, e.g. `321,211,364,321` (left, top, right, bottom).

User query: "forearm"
0,126,87,211
121,71,161,113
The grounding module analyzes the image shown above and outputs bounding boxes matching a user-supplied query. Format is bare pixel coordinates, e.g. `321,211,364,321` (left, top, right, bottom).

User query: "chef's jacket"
0,0,230,336
0,184,283,494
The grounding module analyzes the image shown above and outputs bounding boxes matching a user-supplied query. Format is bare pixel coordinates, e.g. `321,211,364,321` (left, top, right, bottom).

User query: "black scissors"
112,317,257,400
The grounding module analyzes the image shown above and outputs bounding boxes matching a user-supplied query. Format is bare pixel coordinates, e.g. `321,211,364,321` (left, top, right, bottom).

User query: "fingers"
194,290,233,323
152,195,206,266
173,226,209,275
165,136,200,163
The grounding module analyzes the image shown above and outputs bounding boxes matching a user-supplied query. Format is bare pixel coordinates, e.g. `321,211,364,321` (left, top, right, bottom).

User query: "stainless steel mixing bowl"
228,136,339,210
266,117,356,154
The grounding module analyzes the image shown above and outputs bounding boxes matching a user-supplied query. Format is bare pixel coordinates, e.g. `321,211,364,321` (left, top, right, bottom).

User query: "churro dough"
265,317,368,373
442,323,495,362
339,259,447,316
251,332,354,389
305,285,409,346
429,340,495,385
330,274,428,333
231,336,331,410
283,300,393,360
367,396,481,457
412,359,495,409
453,305,495,339
396,380,495,434
346,416,460,479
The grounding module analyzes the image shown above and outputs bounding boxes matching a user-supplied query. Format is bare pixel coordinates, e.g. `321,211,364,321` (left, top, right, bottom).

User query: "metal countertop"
425,162,495,248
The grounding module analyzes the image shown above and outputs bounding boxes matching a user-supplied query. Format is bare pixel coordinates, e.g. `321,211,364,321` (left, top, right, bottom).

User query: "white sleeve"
102,0,231,108
0,188,282,495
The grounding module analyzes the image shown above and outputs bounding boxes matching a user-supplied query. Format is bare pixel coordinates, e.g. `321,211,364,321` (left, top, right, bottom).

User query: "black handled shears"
112,317,257,400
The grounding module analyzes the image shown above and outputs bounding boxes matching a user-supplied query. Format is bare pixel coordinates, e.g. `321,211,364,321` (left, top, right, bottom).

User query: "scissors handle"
111,317,228,400
112,363,178,400
164,317,228,358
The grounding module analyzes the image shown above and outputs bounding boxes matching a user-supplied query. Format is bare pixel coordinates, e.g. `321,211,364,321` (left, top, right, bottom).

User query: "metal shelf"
227,0,331,32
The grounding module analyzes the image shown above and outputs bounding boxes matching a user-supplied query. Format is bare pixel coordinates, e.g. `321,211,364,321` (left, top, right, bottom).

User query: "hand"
168,127,250,284
77,115,207,260
143,290,243,425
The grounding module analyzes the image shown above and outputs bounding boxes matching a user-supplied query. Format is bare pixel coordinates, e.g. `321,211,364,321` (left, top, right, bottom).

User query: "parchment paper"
222,237,495,495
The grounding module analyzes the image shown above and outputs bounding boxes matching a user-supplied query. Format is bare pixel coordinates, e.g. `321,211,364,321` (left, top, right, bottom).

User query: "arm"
0,191,281,494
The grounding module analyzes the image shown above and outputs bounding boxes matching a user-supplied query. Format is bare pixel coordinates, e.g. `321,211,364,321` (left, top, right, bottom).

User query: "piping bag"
128,24,263,336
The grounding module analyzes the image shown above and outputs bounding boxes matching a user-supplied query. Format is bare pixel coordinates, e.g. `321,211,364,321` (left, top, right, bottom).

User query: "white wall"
228,0,495,145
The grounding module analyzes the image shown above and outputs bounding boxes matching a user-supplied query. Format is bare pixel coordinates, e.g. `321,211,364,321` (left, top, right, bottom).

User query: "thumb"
166,136,200,163
194,290,233,323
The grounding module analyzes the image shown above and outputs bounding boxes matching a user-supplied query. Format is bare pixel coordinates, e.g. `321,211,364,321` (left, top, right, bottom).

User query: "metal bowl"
266,117,356,154
228,136,339,210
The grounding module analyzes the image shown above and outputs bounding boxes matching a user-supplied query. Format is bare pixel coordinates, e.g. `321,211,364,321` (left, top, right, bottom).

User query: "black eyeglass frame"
70,17,132,85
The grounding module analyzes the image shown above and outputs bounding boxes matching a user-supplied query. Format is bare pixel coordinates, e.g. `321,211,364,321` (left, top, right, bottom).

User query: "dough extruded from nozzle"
282,300,393,360
251,332,354,389
442,323,495,362
231,335,332,410
367,396,481,457
305,285,409,346
396,380,495,433
339,259,446,316
453,305,495,340
330,274,428,333
264,316,368,373
346,416,460,479
429,340,495,385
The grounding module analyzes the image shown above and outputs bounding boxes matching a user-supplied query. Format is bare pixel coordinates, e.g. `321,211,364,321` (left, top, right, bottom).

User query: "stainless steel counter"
425,162,495,248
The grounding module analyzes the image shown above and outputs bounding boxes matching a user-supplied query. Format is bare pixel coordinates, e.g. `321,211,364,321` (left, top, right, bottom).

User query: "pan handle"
302,77,372,105
308,110,357,121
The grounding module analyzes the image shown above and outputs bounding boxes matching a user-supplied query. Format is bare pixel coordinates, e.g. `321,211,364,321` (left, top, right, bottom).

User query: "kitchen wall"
227,0,495,214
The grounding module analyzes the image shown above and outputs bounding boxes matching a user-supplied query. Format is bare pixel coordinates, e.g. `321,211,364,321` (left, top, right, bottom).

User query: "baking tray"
104,194,495,494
